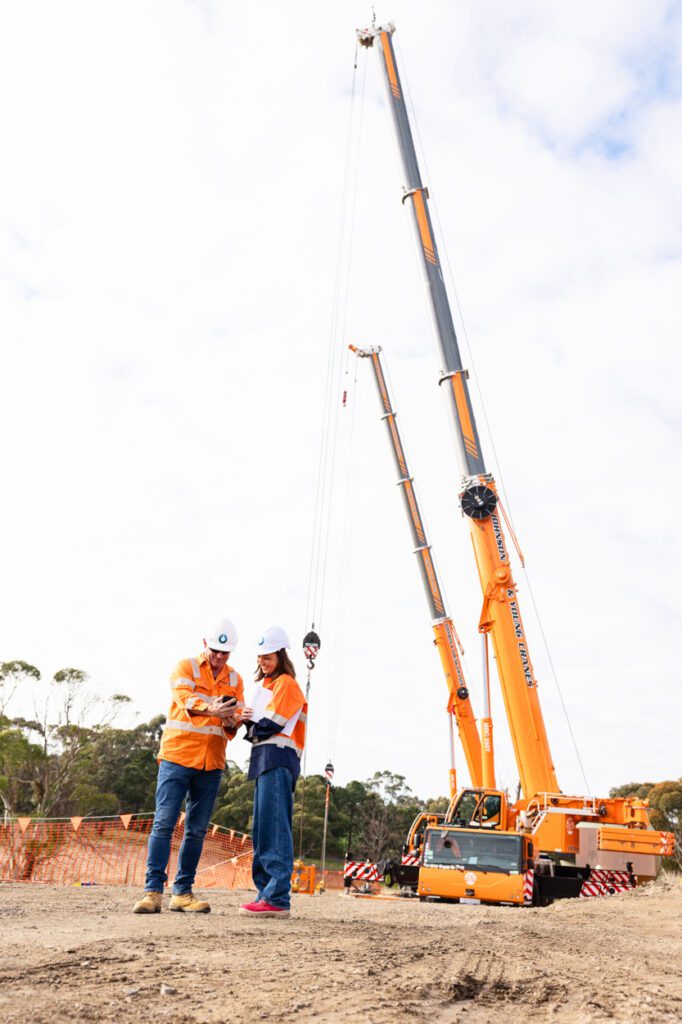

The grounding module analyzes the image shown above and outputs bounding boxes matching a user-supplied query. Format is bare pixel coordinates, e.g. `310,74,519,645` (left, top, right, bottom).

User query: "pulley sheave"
461,485,497,520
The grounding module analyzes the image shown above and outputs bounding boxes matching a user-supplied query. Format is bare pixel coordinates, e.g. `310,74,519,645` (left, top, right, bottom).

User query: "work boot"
132,891,162,914
169,891,211,913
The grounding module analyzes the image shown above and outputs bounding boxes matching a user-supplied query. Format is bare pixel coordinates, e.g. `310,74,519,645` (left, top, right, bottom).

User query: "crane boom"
358,22,558,798
350,344,484,793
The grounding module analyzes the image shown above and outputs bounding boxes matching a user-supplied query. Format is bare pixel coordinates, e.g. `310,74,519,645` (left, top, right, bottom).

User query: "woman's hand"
240,706,254,722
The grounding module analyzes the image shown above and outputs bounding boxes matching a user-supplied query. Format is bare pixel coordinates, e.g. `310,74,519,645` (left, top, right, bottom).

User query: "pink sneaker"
238,900,290,919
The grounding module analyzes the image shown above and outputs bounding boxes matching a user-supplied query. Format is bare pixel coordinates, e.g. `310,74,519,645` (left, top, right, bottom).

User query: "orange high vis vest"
159,652,244,771
255,674,307,757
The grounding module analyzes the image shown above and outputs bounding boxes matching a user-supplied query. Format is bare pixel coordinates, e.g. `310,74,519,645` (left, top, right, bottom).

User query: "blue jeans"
145,759,222,895
251,766,295,909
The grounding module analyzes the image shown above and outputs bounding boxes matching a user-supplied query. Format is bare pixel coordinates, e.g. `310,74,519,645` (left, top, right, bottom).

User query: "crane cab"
445,788,510,830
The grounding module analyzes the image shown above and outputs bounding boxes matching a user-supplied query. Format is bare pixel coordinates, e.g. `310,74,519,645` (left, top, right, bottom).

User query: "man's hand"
206,698,238,721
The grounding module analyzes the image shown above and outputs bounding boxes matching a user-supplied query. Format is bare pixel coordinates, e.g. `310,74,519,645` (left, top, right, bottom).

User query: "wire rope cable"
304,47,360,634
298,45,369,842
322,57,369,762
298,45,365,854
315,53,368,639
305,48,368,639
326,351,361,762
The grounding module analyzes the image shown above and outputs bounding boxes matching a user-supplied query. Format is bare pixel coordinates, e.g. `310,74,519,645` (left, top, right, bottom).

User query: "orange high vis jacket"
159,652,244,771
254,674,307,757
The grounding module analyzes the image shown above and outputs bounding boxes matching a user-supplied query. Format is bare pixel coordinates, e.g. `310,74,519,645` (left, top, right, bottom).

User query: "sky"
1,0,680,806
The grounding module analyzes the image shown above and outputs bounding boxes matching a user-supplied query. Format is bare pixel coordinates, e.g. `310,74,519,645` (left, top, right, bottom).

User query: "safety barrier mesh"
320,869,344,891
0,813,254,890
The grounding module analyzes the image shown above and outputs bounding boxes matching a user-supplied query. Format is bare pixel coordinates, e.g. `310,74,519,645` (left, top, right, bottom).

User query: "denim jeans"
251,766,295,909
145,759,222,895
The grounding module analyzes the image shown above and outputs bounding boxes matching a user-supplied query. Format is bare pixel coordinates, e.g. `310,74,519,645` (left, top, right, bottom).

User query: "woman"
239,626,307,919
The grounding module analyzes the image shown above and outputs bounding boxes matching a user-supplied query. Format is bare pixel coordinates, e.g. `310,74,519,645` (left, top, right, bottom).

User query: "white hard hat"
206,617,238,652
256,626,291,656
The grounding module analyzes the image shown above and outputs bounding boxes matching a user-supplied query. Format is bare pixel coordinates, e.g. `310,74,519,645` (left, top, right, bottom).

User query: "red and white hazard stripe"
659,833,674,856
401,853,420,866
523,869,534,906
579,869,634,898
343,861,381,881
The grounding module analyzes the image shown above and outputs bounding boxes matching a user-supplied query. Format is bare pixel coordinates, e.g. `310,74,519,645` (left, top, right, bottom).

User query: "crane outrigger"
356,21,673,905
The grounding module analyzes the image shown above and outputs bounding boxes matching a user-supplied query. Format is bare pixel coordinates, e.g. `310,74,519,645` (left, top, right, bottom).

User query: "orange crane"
357,21,674,905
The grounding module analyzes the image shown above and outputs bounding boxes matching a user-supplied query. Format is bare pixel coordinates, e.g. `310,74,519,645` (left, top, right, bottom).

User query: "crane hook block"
303,630,321,670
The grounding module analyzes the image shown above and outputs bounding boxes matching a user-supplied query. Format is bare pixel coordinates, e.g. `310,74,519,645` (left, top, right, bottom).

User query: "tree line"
1,661,680,867
0,661,447,860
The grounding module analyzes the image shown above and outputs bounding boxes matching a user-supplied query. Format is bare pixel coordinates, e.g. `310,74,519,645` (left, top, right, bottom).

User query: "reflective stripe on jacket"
251,673,307,758
159,652,244,770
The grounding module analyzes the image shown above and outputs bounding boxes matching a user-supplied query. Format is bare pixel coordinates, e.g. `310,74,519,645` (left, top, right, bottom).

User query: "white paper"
280,706,302,737
244,683,271,723
245,682,302,736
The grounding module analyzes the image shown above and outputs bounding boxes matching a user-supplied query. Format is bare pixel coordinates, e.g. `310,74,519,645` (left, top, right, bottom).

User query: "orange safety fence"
0,813,254,890
319,870,345,891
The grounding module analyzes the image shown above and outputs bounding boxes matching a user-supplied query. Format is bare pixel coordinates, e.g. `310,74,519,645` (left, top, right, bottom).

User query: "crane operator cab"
407,811,446,854
382,811,446,891
447,788,508,830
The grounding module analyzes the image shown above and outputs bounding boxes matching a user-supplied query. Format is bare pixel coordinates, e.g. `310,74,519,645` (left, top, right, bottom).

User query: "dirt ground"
1,878,680,1024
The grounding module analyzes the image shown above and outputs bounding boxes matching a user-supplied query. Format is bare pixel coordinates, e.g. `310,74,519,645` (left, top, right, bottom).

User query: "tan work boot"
169,891,211,913
133,891,162,914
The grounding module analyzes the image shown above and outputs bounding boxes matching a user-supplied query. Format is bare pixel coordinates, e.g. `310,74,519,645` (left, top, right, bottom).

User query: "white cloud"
0,0,680,806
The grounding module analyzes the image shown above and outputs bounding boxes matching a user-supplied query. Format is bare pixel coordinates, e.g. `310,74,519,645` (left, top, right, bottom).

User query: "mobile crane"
356,21,674,905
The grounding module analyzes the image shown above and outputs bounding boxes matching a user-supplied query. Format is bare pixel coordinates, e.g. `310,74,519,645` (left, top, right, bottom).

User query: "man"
133,617,243,914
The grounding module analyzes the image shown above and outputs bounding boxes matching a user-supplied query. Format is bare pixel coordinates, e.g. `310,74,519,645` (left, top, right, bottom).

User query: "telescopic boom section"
357,23,559,799
351,344,482,793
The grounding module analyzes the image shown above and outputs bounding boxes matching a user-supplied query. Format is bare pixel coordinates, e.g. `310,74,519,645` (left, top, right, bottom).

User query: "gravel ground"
1,877,680,1023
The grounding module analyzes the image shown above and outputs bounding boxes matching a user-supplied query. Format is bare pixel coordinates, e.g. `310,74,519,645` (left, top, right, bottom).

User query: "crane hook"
303,629,321,671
